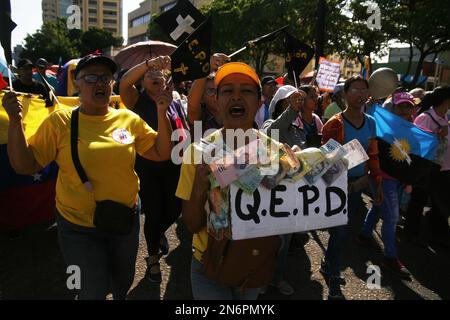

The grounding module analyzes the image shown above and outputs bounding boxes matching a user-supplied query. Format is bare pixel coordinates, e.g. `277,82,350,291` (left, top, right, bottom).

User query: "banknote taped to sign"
229,173,348,240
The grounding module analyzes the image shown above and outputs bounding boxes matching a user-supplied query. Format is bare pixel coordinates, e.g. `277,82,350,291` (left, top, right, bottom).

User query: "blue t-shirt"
342,113,376,178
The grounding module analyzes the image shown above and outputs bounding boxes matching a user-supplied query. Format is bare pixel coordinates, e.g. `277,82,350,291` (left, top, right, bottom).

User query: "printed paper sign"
316,57,341,92
229,174,348,240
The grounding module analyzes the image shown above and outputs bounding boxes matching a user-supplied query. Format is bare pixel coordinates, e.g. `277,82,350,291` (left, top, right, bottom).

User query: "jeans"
190,257,261,300
324,190,361,277
362,179,401,258
272,233,293,283
56,203,140,300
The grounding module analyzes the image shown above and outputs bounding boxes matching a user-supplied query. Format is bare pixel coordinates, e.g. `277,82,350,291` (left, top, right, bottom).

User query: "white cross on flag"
154,0,206,45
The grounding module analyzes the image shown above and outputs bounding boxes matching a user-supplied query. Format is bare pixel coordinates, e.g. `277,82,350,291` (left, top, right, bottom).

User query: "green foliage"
78,27,123,56
144,0,449,84
21,19,78,64
20,19,123,65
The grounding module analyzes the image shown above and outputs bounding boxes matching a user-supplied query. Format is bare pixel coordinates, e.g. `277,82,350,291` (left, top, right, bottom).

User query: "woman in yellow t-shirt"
2,53,173,299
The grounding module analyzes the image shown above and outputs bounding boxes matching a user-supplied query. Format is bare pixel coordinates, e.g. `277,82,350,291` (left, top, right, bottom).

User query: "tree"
20,20,123,65
342,1,392,72
21,19,79,64
385,0,450,87
77,27,123,56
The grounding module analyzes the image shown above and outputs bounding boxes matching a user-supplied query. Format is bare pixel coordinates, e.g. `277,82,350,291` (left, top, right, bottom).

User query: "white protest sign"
315,57,341,92
229,174,348,240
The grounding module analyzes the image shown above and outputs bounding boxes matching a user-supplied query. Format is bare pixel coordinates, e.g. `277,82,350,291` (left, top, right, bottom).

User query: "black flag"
0,0,17,65
171,16,212,83
229,25,288,58
284,33,314,80
154,0,206,45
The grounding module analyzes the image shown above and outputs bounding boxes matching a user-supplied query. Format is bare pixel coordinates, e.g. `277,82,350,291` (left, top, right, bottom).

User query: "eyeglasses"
348,88,369,94
79,74,113,84
205,87,217,97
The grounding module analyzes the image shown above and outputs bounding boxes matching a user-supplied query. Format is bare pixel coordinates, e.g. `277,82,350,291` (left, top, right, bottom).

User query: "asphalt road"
1,194,449,300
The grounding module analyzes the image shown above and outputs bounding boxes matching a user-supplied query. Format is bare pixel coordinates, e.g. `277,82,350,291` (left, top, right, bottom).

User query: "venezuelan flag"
367,104,440,186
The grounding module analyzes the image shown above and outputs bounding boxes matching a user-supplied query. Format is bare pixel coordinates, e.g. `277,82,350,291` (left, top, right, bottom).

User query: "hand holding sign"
210,53,230,72
146,55,171,71
195,163,212,195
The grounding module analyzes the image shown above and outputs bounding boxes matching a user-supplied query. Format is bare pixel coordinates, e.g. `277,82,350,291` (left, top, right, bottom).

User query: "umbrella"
114,40,177,70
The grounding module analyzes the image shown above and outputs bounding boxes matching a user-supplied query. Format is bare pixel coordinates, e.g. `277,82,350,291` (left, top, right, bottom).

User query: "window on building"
104,10,116,18
104,19,116,25
131,14,151,28
103,2,116,9
160,1,176,12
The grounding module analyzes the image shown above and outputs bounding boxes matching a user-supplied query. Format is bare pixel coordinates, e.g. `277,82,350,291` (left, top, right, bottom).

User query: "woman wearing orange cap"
176,62,282,300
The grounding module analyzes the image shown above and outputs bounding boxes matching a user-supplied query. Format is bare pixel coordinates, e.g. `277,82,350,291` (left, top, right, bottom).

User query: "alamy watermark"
66,265,81,290
66,5,81,30
366,264,381,290
364,2,382,31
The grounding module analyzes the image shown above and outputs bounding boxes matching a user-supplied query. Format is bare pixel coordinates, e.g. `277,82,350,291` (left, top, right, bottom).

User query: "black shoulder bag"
70,108,135,235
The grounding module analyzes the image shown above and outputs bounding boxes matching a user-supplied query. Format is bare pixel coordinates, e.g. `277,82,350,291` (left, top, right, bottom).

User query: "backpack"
202,233,281,291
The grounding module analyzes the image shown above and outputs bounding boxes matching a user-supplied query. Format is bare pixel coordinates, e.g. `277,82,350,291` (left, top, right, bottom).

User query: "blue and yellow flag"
367,104,440,185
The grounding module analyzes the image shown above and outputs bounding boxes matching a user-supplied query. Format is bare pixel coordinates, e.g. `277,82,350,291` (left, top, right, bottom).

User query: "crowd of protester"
1,52,449,300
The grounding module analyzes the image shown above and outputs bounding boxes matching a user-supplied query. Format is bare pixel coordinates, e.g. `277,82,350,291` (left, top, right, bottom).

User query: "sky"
9,0,144,48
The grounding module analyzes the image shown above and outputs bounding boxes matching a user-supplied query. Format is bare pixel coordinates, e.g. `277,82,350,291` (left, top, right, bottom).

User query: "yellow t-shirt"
176,147,209,262
28,108,157,227
175,130,224,262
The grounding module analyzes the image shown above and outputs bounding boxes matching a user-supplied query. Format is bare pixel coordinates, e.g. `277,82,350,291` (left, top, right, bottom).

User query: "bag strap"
424,111,443,129
70,108,89,185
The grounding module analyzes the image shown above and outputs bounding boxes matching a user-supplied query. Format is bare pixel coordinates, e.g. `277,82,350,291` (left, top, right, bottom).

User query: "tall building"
127,0,212,45
42,0,123,37
128,0,151,44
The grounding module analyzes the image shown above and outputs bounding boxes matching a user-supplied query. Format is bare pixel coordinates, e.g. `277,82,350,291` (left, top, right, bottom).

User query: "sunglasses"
79,74,113,84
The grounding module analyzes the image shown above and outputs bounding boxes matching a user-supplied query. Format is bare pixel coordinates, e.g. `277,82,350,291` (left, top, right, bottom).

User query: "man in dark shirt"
12,59,51,104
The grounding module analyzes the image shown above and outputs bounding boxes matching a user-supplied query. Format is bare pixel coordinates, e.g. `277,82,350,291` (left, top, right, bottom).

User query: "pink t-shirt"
414,108,450,171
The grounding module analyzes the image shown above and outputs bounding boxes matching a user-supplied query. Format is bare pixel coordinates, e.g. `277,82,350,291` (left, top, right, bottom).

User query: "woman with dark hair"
264,85,320,149
120,55,189,283
406,86,450,248
321,75,383,299
359,92,418,279
299,85,323,147
261,85,306,296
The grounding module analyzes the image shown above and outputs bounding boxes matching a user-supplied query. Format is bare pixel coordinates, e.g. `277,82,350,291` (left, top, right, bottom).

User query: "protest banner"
229,173,348,240
315,57,341,92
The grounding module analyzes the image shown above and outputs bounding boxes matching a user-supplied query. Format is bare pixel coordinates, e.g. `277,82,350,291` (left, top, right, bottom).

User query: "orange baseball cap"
214,62,261,88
